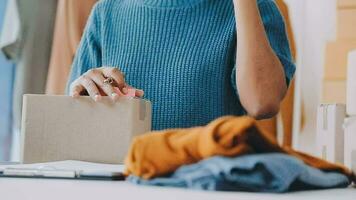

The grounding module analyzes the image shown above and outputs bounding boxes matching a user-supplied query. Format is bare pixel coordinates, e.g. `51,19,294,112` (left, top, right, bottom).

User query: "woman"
67,0,295,131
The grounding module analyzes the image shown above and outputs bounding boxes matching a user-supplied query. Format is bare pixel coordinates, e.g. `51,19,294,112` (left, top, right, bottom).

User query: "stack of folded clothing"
124,116,354,193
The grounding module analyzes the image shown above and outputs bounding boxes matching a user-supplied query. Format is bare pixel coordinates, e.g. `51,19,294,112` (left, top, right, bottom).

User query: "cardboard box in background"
344,117,356,170
337,9,356,40
324,40,356,79
20,95,152,164
338,0,356,9
322,80,347,104
316,104,346,164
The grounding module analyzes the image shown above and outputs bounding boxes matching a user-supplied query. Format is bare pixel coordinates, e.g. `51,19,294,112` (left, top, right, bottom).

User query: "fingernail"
111,92,119,100
72,92,79,98
122,87,128,94
138,89,144,97
94,94,101,102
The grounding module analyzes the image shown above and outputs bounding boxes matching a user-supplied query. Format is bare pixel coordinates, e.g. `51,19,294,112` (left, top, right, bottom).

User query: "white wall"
285,0,337,154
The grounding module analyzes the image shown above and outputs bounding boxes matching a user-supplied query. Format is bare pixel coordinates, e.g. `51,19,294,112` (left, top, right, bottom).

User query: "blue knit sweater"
68,0,295,130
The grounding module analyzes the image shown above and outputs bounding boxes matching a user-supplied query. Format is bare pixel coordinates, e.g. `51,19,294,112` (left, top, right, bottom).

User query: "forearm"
233,0,287,119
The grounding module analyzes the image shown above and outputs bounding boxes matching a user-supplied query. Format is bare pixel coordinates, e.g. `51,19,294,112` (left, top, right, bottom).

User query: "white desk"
0,178,355,200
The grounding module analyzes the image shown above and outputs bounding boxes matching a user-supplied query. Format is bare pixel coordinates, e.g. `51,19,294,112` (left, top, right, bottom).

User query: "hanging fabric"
0,0,16,161
46,0,98,95
0,0,20,60
0,0,58,142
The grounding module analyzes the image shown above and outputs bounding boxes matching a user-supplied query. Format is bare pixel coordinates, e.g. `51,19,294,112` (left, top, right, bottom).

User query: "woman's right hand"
69,67,144,101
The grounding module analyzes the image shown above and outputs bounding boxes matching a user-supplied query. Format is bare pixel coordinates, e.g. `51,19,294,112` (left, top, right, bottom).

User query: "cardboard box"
322,80,347,104
316,104,346,164
20,95,152,164
337,9,356,40
338,0,356,9
344,117,356,170
324,40,356,79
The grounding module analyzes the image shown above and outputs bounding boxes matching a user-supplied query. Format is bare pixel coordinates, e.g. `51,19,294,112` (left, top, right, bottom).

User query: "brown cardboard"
20,95,152,164
322,80,347,104
324,40,356,79
338,0,356,9
337,9,356,39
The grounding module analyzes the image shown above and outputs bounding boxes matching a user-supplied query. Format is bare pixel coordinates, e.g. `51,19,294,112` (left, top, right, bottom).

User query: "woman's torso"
87,0,244,130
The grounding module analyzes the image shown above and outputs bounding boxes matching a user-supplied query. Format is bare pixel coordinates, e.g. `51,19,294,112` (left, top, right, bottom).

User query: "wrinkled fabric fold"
125,116,353,181
128,153,350,192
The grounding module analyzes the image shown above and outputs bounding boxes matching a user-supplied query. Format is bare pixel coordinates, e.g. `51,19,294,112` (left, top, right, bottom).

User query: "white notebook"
0,160,125,180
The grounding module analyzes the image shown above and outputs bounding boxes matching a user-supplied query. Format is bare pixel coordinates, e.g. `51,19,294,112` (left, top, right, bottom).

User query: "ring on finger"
103,77,115,86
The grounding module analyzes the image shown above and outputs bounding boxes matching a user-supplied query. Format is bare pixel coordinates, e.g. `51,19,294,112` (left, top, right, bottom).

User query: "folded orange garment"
125,116,353,180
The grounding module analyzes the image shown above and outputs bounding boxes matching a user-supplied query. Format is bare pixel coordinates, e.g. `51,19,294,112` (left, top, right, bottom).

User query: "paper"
0,160,125,173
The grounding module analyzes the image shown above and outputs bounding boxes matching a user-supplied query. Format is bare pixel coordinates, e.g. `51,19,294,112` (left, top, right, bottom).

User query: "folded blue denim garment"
128,153,350,193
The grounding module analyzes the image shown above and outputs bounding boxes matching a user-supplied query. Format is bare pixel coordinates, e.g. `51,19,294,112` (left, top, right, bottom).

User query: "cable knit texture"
67,0,295,130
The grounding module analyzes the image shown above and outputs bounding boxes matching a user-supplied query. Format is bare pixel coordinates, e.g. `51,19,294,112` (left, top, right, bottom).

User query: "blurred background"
0,0,354,161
